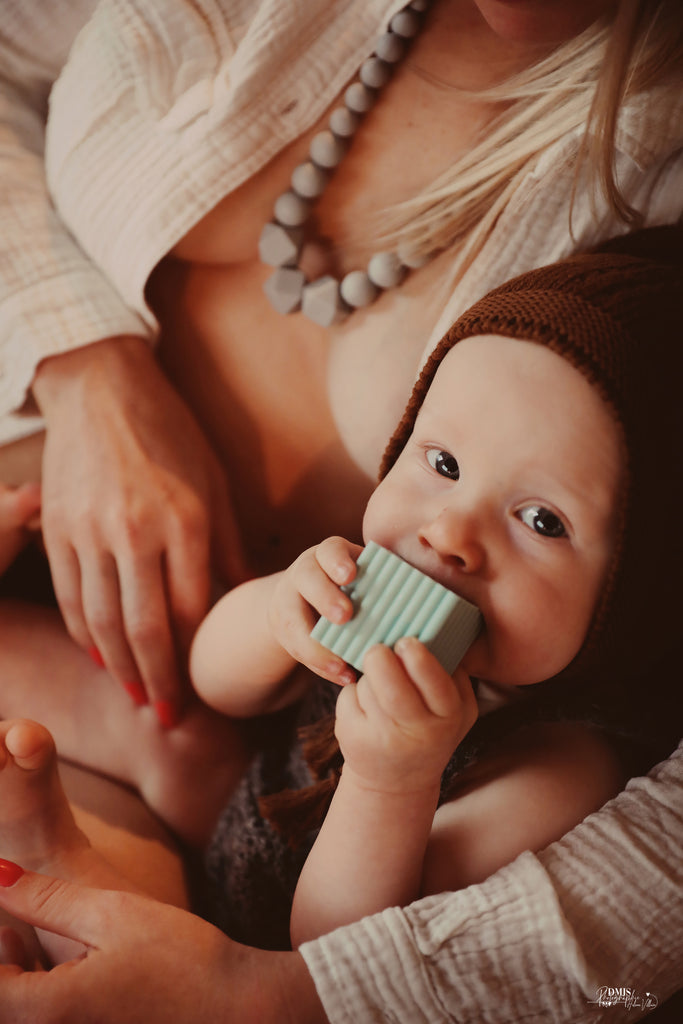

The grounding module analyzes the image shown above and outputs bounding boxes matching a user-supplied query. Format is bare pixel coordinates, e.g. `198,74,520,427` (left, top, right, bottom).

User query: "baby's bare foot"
0,719,89,877
0,719,102,964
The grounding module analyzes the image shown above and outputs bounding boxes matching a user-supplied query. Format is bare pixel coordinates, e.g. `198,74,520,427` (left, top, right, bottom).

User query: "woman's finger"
163,508,213,663
117,552,184,722
43,539,93,652
79,550,140,690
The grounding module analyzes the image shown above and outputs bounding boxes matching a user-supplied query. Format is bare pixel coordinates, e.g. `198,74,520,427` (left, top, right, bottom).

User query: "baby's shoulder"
422,721,625,896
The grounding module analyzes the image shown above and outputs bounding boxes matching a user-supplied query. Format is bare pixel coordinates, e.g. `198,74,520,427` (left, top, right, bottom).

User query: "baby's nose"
418,508,485,573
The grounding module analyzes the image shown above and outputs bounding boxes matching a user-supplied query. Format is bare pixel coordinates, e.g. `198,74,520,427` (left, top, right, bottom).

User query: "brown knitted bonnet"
381,226,683,693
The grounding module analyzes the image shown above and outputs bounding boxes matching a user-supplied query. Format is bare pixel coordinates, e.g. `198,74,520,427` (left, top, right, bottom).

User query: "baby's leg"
0,598,253,848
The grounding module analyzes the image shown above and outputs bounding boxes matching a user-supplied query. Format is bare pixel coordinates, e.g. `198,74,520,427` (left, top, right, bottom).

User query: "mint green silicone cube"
310,541,481,674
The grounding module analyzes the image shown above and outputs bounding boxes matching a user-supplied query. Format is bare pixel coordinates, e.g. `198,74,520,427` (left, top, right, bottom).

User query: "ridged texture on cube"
311,542,481,673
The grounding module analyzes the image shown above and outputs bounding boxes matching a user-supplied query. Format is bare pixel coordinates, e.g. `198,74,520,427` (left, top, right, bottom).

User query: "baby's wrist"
339,762,441,803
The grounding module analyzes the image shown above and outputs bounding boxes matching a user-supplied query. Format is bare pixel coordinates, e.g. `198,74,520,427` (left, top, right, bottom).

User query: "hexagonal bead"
258,222,303,267
309,130,346,169
390,9,421,37
375,31,405,64
359,57,391,91
263,267,306,314
367,251,406,289
291,161,327,199
340,270,379,308
301,276,349,326
274,190,311,227
329,106,360,138
344,81,376,114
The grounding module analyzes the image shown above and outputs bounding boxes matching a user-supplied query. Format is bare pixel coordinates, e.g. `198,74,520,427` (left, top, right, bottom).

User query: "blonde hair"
379,0,683,274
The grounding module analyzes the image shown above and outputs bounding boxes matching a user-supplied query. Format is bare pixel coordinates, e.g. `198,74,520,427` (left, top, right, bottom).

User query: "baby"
0,228,680,961
192,227,683,948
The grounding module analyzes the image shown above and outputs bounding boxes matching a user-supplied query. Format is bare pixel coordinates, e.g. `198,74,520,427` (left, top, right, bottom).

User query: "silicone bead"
274,190,310,227
390,9,421,37
340,270,379,308
329,107,360,138
344,82,376,114
258,222,303,267
291,162,327,199
375,31,405,64
309,131,346,169
360,57,392,90
367,251,406,289
409,0,429,11
263,267,306,314
301,276,349,326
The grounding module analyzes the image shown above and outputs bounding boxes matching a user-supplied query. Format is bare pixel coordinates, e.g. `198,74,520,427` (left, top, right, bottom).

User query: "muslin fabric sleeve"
300,742,683,1023
0,0,151,436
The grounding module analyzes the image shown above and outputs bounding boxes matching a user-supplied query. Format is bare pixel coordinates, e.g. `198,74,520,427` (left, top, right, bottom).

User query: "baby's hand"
0,482,42,576
335,637,478,794
268,536,363,686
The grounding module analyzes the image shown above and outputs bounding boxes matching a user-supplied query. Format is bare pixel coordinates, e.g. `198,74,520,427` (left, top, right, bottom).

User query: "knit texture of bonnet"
381,226,683,747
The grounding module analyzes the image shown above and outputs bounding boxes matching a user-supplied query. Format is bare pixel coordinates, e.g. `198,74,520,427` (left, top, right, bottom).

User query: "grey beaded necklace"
260,0,432,328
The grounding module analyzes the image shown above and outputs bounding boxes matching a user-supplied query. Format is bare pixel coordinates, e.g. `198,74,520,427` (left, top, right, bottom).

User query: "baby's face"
363,335,623,688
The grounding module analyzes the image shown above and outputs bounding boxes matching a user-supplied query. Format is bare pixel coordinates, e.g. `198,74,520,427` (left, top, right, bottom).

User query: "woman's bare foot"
0,719,132,964
0,483,41,576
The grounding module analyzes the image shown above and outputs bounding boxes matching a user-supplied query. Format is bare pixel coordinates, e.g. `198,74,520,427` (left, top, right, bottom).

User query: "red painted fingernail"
88,646,105,668
123,681,148,707
0,859,24,887
154,700,180,730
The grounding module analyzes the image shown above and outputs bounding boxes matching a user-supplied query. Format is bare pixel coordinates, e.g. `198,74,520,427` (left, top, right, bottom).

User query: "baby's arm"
291,644,625,946
190,573,300,717
190,537,362,718
290,638,478,947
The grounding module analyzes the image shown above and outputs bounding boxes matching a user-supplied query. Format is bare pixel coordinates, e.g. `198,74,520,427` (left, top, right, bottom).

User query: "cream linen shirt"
302,743,683,1022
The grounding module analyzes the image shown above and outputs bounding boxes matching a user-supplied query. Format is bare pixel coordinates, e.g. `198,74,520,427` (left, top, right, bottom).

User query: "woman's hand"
268,536,363,687
32,336,247,723
0,866,326,1024
335,637,478,794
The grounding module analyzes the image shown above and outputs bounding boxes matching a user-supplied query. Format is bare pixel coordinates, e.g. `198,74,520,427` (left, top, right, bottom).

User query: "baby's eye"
517,505,567,538
426,449,460,480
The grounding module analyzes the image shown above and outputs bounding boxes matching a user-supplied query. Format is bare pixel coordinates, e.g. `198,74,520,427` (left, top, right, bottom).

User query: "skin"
0,866,327,1024
472,0,618,46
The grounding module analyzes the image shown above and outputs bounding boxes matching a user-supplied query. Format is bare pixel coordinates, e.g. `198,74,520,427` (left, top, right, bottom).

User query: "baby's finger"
292,554,354,627
314,536,363,587
359,644,428,722
274,592,356,686
393,637,475,721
